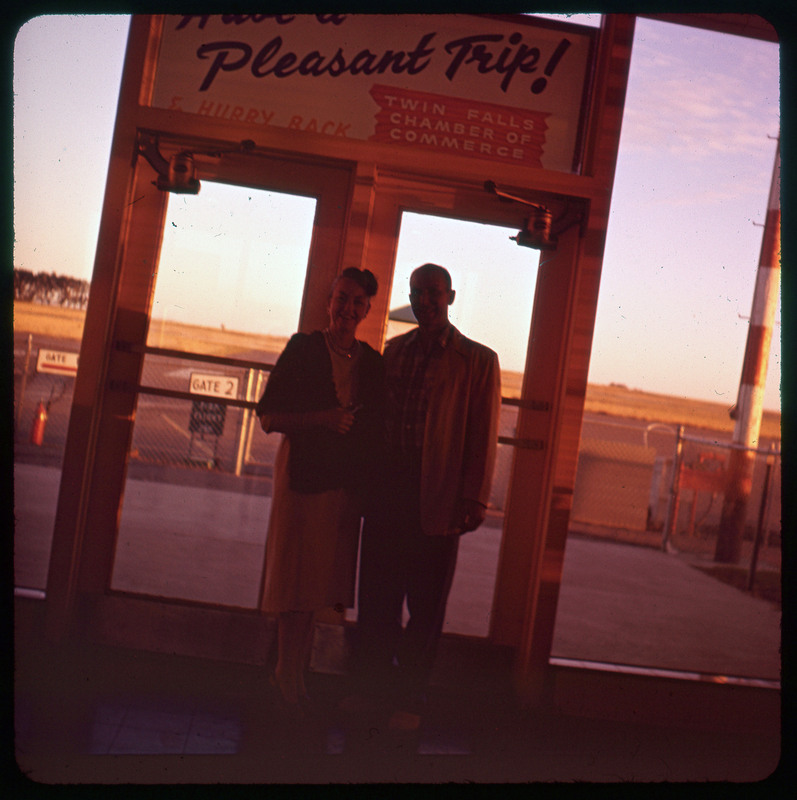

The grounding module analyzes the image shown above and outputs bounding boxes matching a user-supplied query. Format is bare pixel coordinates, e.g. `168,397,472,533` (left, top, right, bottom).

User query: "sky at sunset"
12,14,781,411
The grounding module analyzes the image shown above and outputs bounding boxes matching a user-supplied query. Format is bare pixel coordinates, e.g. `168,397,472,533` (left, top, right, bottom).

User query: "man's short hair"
411,263,452,292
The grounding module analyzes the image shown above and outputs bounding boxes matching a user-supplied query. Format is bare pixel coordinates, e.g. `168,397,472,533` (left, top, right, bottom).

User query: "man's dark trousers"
356,455,459,705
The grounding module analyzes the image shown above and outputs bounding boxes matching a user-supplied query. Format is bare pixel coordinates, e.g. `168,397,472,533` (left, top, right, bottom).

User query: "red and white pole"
716,138,780,563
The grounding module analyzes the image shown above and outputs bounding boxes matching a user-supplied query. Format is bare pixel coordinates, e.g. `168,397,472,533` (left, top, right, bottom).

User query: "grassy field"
584,383,780,439
14,301,781,438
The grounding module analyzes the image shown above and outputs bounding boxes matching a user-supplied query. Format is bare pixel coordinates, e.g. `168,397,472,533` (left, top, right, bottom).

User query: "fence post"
648,456,666,529
234,368,255,477
747,444,776,592
662,425,684,552
243,371,266,465
764,446,779,548
16,333,33,428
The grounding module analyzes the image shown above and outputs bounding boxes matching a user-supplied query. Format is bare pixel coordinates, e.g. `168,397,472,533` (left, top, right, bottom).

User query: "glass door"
380,211,540,638
110,182,316,608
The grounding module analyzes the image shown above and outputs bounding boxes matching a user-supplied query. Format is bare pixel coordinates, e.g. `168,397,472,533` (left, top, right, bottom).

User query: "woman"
256,267,384,709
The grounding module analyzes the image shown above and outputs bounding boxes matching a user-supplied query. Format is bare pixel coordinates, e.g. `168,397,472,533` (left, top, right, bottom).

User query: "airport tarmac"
14,462,781,683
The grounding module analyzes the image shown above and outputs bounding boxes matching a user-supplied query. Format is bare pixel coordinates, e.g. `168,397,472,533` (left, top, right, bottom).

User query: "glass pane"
551,19,781,682
387,212,539,390
386,212,540,638
111,183,315,607
113,395,271,608
14,332,79,594
13,15,130,598
554,418,781,681
149,182,314,348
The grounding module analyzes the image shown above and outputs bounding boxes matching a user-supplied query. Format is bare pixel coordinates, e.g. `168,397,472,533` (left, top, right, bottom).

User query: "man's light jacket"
385,325,501,536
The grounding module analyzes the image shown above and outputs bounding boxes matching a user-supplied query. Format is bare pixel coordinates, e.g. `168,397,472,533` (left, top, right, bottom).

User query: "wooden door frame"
44,16,635,696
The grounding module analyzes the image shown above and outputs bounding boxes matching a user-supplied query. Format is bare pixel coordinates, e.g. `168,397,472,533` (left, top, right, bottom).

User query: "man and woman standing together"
256,262,501,728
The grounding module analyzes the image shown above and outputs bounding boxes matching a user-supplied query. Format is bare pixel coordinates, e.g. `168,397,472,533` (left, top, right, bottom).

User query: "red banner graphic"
369,84,548,167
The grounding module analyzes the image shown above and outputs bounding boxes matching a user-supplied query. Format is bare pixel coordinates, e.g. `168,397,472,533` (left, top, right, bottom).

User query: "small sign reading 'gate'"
36,349,79,375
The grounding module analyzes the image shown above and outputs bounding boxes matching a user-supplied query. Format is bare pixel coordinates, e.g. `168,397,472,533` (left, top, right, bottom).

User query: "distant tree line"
13,269,90,309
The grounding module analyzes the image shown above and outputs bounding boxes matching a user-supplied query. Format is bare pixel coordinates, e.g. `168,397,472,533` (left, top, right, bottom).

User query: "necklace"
324,328,359,359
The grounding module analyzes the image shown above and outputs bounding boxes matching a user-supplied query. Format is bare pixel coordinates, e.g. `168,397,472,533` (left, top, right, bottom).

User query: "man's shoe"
337,692,388,715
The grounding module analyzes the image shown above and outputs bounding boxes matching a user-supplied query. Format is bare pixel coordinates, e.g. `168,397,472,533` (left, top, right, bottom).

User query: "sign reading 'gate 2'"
150,14,595,173
189,372,239,399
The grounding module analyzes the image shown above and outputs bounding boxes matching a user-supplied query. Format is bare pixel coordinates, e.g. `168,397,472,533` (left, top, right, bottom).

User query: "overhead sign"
36,349,79,376
150,14,595,173
189,372,239,399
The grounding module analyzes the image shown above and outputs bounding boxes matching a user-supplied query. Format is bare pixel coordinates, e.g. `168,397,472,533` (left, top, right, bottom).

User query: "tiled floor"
14,662,478,765
87,697,242,755
77,694,472,757
13,600,784,784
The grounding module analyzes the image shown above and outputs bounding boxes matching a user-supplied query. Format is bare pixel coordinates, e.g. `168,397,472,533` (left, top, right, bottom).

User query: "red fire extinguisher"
30,401,48,446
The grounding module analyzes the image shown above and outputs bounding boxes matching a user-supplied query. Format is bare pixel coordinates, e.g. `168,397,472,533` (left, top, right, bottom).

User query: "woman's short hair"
336,267,378,297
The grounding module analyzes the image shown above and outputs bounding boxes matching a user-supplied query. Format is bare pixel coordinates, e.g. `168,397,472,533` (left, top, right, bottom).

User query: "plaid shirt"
386,324,453,456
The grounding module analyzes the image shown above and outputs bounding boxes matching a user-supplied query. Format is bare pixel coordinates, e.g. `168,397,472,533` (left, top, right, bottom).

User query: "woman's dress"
259,338,364,613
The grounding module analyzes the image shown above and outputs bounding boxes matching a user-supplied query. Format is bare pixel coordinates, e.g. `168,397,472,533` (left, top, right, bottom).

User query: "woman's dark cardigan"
256,331,385,495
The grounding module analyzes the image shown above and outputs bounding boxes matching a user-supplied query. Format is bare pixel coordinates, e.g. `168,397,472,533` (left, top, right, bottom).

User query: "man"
354,263,501,729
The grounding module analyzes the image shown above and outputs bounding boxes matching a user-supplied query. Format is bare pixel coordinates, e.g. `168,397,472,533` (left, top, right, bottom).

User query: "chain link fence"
129,353,277,476
571,418,781,579
15,331,781,584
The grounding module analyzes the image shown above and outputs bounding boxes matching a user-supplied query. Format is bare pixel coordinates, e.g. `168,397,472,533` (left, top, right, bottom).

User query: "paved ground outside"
14,463,781,683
